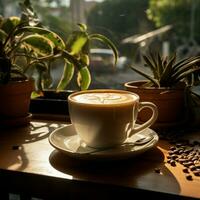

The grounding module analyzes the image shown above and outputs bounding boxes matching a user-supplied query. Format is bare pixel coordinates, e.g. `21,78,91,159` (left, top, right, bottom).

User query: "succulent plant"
130,51,200,88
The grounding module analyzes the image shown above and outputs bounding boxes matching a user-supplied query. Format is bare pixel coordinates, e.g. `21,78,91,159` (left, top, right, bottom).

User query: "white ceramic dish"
49,124,159,160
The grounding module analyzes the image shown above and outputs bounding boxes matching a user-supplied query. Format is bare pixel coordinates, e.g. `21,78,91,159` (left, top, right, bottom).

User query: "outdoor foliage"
147,0,200,44
87,0,154,43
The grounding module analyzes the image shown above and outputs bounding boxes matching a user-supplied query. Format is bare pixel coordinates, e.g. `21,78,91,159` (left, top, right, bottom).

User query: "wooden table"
0,118,200,200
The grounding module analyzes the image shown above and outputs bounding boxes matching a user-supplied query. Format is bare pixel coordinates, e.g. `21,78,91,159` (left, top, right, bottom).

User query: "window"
2,0,200,90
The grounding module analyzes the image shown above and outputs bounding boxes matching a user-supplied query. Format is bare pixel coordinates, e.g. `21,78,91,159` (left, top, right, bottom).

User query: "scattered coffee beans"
166,138,200,181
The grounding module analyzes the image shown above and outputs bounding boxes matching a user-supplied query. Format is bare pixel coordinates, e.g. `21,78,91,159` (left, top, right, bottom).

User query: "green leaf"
1,16,21,34
160,53,176,85
89,33,118,66
142,55,158,79
80,54,90,66
77,23,87,32
21,34,54,56
77,66,91,90
149,51,160,79
71,34,88,55
130,65,160,87
31,91,42,99
174,67,200,83
56,60,75,91
15,26,65,49
45,32,65,50
173,56,200,71
66,31,88,55
157,52,163,77
172,58,200,81
61,50,83,70
0,29,8,42
19,0,41,27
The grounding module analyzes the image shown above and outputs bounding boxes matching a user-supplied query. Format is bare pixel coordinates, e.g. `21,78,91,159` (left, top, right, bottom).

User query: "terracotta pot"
124,80,187,130
0,79,34,119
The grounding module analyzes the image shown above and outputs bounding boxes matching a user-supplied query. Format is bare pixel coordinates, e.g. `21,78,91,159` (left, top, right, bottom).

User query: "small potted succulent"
0,0,118,126
124,51,200,130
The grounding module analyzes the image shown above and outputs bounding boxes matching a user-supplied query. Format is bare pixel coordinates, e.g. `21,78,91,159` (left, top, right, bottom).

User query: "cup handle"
129,102,158,137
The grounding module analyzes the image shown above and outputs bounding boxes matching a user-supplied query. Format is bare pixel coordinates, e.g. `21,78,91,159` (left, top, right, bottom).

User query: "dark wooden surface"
0,119,200,199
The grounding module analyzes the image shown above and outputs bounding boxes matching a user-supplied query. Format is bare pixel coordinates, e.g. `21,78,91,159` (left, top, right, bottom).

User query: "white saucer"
49,124,159,160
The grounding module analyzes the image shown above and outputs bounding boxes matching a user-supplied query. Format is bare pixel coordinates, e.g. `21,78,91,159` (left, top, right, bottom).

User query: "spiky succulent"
130,51,200,88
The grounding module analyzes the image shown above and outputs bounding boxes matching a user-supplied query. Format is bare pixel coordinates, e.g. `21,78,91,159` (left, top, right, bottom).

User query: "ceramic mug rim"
68,89,140,106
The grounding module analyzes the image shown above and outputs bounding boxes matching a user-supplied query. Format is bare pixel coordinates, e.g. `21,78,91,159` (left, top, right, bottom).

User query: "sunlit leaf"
0,29,8,42
89,33,118,66
1,16,21,34
130,65,160,87
77,23,87,32
77,66,91,90
15,26,65,49
66,31,88,55
21,34,54,56
56,60,75,91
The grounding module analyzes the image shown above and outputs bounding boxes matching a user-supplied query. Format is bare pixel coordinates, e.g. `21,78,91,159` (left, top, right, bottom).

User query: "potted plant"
0,0,118,125
124,51,200,131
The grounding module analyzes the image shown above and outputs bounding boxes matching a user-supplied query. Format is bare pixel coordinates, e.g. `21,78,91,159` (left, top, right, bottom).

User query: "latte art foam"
71,92,136,104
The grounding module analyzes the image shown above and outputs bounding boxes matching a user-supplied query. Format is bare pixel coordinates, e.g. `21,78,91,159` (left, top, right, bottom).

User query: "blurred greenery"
86,0,155,58
0,0,200,58
147,0,200,45
87,0,155,43
0,0,72,40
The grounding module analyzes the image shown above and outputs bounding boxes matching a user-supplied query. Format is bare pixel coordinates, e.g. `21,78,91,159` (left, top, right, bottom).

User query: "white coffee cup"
68,89,158,148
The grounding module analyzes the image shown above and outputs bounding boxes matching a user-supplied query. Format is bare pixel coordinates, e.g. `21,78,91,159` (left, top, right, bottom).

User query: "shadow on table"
49,146,181,197
0,121,65,171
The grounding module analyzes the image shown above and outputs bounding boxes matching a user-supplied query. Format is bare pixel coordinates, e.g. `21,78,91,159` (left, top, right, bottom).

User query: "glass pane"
2,0,200,90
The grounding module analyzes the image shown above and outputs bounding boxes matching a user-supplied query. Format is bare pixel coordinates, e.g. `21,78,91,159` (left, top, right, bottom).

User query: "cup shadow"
49,146,181,195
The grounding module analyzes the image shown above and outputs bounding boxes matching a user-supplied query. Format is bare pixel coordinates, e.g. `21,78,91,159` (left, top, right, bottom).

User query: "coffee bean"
167,156,172,159
193,171,200,176
186,175,193,181
195,164,200,169
168,151,174,155
170,160,176,167
182,161,193,167
189,165,196,171
170,146,176,151
178,158,188,164
12,145,20,150
184,148,194,154
176,143,183,148
167,160,171,164
171,155,178,160
183,168,189,173
154,168,161,174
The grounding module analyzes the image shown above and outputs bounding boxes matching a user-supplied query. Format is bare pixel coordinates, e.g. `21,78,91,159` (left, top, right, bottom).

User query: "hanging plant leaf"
20,34,54,56
0,29,8,42
77,66,91,90
15,26,65,50
89,33,118,66
1,16,21,34
56,60,75,91
66,31,88,55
